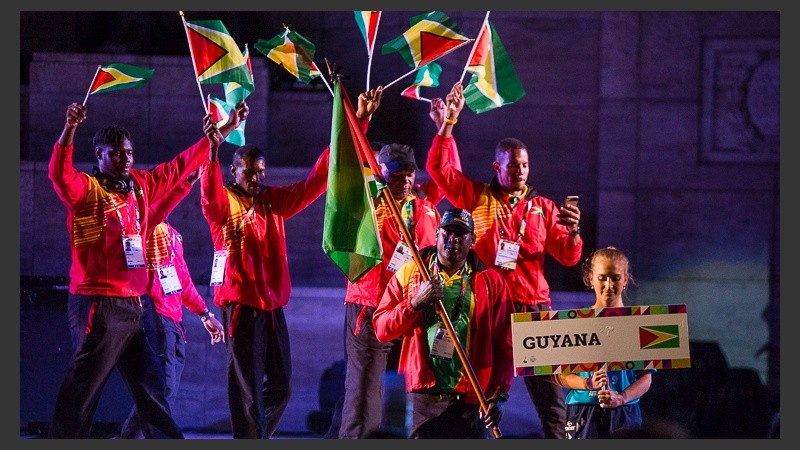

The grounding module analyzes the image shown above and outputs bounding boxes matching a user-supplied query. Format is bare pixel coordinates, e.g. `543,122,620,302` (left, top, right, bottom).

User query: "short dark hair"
232,144,266,167
93,125,131,149
495,137,527,160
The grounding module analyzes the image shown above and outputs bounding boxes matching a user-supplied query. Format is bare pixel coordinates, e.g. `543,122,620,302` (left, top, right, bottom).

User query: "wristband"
585,376,594,390
444,117,458,125
569,226,581,237
201,311,215,322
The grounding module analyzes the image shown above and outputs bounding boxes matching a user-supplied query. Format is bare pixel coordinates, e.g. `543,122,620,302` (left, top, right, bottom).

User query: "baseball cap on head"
439,208,474,233
378,143,418,173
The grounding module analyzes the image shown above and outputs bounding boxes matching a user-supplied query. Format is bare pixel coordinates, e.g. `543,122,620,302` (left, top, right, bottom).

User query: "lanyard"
108,187,140,235
497,198,532,241
430,256,470,323
400,196,416,242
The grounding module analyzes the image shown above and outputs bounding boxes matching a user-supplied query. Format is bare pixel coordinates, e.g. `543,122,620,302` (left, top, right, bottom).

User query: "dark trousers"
119,296,187,439
516,302,567,439
337,304,397,439
49,294,183,439
409,393,485,439
224,304,292,439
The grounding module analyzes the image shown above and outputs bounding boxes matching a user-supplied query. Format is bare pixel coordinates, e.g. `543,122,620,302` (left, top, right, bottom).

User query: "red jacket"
48,138,209,297
146,222,208,322
344,195,441,307
373,247,515,404
200,148,330,311
426,134,583,307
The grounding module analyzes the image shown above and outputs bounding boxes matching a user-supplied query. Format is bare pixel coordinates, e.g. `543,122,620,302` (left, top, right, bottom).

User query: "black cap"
439,208,475,233
378,143,418,173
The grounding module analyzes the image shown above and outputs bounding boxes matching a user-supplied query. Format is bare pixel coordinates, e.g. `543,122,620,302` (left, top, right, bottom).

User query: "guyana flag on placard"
382,11,470,69
254,28,320,84
322,79,382,283
88,63,154,95
463,20,525,114
183,19,254,91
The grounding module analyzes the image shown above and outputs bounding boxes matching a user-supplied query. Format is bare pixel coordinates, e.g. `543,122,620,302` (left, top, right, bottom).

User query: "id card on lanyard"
493,200,531,271
210,249,227,286
158,265,183,295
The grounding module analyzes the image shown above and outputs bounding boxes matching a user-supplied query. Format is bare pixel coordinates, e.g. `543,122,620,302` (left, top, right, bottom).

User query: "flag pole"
315,59,334,97
180,10,209,114
383,39,474,90
83,65,102,106
339,79,501,439
460,11,491,83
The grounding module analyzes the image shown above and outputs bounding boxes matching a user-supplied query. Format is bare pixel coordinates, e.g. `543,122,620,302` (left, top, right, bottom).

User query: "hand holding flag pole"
337,75,501,439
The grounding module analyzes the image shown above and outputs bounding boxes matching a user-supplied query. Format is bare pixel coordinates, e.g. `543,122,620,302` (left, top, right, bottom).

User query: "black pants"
224,304,292,439
409,393,485,439
516,302,567,439
49,294,182,438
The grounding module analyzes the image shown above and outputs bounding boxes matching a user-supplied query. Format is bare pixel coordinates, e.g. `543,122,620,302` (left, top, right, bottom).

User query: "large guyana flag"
463,19,525,114
87,63,154,95
382,11,470,69
182,18,254,91
322,79,382,283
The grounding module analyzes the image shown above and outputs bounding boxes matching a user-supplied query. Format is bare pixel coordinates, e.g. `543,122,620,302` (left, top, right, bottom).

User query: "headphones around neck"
93,167,134,194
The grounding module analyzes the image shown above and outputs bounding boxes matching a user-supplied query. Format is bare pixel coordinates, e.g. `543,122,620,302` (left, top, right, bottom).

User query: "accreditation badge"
387,241,413,273
157,265,182,296
123,234,145,268
494,239,520,271
210,249,227,286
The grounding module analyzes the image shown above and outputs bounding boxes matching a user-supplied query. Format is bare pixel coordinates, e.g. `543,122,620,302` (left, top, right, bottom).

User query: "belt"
423,392,464,401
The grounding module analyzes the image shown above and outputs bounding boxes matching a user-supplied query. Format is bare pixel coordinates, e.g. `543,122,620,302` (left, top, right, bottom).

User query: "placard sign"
512,304,690,377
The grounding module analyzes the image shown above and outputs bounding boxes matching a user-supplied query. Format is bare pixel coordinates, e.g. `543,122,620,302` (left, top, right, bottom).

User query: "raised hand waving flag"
461,12,525,114
82,63,154,105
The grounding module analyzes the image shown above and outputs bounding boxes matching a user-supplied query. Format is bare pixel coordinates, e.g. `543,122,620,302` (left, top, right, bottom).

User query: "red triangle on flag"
638,327,659,347
91,70,116,92
418,31,465,66
187,28,229,77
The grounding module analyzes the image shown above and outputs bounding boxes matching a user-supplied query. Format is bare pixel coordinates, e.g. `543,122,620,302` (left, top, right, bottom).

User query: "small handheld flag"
83,63,155,105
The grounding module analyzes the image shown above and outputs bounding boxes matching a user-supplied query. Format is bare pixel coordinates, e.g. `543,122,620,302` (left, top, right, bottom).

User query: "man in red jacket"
374,208,515,438
200,87,382,439
47,101,246,438
425,81,584,439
